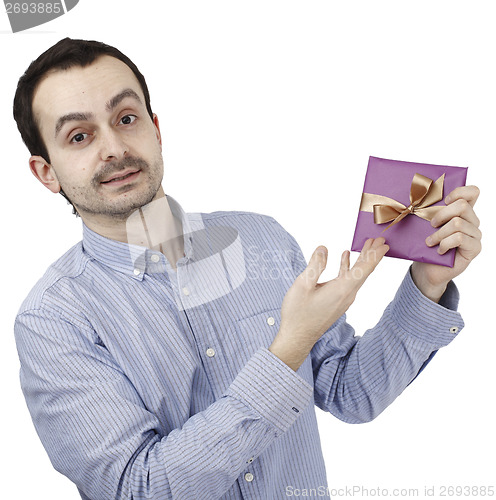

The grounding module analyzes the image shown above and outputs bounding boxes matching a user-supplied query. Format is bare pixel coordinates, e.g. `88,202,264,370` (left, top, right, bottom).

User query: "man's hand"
269,237,389,371
411,185,482,302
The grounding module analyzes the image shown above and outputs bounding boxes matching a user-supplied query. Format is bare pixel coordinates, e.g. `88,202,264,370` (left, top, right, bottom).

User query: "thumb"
301,246,328,287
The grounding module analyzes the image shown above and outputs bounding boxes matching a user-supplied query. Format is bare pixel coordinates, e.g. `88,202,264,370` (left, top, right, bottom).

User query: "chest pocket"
238,307,280,347
230,308,313,386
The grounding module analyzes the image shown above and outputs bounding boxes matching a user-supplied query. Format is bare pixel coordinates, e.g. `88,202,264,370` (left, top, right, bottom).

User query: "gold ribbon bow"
359,173,445,232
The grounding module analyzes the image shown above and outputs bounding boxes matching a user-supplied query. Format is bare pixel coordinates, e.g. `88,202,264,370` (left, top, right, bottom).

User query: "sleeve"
273,218,464,424
14,308,313,500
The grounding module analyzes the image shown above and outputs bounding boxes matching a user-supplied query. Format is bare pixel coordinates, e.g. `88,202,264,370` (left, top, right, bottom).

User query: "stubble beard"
59,155,164,220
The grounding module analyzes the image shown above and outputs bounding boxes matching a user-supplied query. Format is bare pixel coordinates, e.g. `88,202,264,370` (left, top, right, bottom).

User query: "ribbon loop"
359,173,445,232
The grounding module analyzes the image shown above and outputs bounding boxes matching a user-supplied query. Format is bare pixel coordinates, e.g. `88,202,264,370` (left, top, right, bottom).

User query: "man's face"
31,55,164,220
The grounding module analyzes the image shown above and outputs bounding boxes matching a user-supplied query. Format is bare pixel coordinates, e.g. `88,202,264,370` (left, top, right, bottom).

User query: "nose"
98,128,129,161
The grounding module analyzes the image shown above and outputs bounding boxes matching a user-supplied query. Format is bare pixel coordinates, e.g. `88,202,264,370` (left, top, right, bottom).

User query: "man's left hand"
411,185,482,302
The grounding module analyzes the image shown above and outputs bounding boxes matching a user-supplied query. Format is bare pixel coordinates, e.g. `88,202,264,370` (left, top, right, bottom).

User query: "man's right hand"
269,237,389,371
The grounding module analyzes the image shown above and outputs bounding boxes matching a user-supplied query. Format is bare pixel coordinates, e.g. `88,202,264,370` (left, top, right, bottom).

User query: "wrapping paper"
351,156,468,267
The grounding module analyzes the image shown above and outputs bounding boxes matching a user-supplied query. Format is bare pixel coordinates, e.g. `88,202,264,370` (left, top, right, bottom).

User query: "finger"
356,238,374,263
301,245,328,287
353,238,389,281
445,185,480,208
426,217,482,248
437,232,482,259
338,250,350,278
356,237,387,265
357,237,387,259
430,198,480,228
371,236,387,250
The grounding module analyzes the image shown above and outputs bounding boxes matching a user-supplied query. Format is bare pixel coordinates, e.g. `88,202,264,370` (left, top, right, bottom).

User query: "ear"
152,113,162,147
29,155,61,194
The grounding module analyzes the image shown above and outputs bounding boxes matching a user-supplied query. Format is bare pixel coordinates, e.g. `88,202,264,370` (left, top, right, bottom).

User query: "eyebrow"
55,112,94,137
54,88,143,138
106,88,142,112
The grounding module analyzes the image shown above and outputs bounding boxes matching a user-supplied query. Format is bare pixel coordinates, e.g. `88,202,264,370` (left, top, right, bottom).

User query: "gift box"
351,156,468,267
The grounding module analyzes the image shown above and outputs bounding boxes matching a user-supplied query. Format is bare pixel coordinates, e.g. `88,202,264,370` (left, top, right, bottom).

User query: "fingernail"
445,195,451,204
426,236,434,246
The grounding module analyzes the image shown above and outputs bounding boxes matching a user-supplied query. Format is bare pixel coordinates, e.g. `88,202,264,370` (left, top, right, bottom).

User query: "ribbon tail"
381,209,411,232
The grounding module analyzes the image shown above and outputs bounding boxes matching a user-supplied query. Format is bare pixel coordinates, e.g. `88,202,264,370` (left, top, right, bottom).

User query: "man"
13,38,481,500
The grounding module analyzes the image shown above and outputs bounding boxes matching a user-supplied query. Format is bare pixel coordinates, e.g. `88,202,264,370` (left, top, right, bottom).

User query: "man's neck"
81,187,185,269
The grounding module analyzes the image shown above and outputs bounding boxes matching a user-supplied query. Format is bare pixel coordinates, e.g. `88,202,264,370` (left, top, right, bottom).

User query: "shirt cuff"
390,268,465,348
223,348,313,435
438,278,460,310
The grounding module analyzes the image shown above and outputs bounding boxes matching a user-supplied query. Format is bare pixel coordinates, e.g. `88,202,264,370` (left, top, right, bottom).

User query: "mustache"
93,156,149,185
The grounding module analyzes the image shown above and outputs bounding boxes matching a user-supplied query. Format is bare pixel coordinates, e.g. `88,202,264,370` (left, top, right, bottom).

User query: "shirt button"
450,326,459,334
206,348,216,358
267,316,275,326
182,287,190,296
247,457,254,464
244,472,254,482
151,254,160,263
133,269,141,276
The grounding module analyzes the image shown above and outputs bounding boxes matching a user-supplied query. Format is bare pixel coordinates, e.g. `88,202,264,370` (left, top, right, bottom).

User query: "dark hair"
13,38,154,214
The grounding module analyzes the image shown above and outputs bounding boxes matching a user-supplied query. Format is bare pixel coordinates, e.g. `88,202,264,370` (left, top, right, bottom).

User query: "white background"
1,1,494,498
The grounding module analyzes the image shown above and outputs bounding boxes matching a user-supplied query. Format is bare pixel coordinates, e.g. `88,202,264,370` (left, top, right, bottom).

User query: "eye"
119,114,137,125
70,132,88,143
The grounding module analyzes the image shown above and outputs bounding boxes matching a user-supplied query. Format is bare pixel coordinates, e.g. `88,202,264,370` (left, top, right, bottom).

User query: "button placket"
176,265,192,308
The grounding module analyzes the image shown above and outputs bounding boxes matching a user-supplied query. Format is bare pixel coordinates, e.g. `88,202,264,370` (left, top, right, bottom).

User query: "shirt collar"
82,194,194,280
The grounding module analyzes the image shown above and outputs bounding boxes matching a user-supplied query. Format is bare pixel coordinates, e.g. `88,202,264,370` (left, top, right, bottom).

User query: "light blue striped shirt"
14,194,464,500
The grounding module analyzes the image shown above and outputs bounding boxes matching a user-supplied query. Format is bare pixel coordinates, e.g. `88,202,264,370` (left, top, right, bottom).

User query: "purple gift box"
351,156,468,267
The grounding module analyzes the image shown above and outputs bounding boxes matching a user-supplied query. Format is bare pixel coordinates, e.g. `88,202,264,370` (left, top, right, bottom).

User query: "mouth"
100,169,141,186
